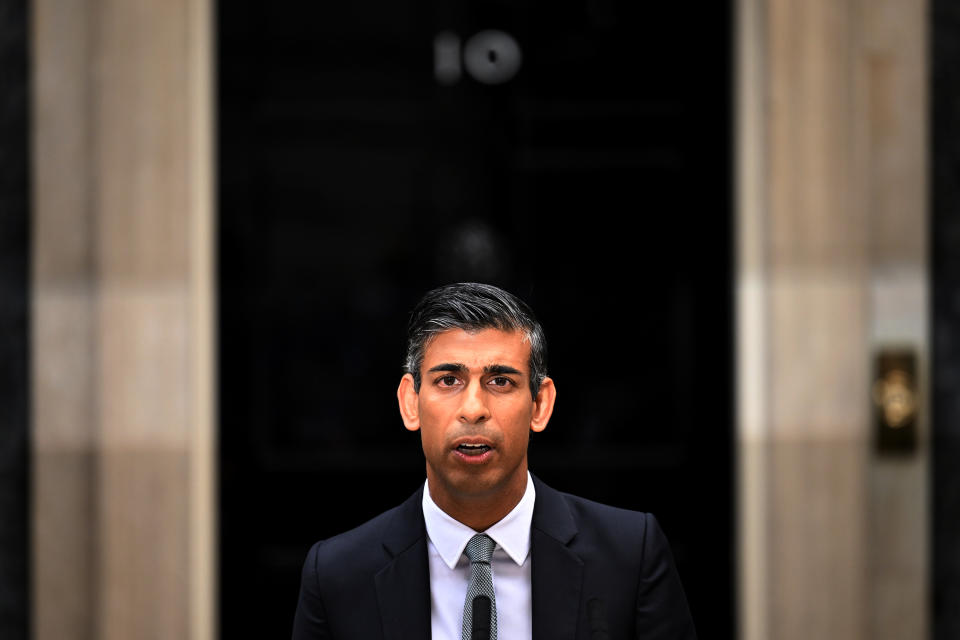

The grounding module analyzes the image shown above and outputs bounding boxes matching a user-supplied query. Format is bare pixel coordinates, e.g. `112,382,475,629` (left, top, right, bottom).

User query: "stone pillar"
31,0,215,638
736,0,928,639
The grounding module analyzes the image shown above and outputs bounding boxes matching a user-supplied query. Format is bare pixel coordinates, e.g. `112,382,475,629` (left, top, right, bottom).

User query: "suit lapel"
372,478,584,640
374,487,431,640
530,476,583,640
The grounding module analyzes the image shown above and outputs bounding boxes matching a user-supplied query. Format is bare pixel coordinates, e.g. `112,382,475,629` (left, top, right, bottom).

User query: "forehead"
422,328,531,371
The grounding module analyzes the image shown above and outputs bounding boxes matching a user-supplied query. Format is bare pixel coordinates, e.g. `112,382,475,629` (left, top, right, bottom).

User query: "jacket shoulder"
557,490,651,527
555,489,654,548
307,484,422,581
307,496,419,583
543,485,672,574
531,479,696,639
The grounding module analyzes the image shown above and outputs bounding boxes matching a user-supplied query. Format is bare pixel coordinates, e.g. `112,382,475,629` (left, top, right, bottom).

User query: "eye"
436,375,460,387
488,376,513,388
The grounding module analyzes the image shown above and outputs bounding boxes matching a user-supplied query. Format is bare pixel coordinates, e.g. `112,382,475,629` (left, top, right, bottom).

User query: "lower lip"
453,448,494,464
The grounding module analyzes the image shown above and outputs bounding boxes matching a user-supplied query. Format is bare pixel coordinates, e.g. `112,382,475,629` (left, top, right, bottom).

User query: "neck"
427,471,528,531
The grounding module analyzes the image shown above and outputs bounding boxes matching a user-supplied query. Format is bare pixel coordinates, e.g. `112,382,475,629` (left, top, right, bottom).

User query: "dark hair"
404,283,548,399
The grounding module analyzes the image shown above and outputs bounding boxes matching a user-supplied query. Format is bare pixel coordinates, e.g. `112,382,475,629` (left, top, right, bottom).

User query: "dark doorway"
932,3,960,639
0,0,30,637
218,2,733,637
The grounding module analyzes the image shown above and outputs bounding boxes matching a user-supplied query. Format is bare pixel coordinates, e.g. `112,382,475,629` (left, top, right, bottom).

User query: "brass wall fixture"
872,349,918,454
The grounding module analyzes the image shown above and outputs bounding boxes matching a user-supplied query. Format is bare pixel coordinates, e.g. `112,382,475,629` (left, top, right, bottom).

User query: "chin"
441,469,507,498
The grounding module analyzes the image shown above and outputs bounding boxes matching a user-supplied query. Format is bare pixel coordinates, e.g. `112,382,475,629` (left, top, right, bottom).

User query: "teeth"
459,443,488,449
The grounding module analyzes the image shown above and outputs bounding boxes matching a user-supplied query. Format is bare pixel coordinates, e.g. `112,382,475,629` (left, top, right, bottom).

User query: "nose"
458,379,490,424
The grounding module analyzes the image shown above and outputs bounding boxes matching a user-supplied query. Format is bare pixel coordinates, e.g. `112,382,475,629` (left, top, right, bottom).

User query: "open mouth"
456,443,492,456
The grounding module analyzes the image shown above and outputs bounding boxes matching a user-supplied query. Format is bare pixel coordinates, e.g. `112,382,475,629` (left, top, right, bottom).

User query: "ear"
530,377,556,433
397,373,421,432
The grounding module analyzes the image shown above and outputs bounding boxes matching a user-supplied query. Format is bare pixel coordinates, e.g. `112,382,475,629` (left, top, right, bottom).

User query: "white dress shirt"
422,472,536,640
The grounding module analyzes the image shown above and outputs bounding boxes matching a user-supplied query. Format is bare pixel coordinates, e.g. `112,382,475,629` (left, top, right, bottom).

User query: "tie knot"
465,534,496,564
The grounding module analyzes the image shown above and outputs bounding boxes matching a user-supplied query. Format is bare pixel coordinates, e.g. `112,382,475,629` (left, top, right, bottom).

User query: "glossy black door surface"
219,2,733,636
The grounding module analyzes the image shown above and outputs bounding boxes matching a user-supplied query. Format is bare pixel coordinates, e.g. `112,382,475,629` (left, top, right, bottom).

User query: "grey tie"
462,533,498,640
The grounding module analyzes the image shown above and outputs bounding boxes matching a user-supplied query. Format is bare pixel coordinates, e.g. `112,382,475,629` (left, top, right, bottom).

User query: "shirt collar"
422,471,536,570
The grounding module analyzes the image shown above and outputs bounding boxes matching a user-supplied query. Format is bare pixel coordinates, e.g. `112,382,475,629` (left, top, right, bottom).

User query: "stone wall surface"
31,0,214,638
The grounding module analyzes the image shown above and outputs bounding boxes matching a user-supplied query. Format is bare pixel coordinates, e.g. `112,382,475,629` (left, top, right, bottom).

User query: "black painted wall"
0,0,29,638
219,2,733,637
932,3,960,639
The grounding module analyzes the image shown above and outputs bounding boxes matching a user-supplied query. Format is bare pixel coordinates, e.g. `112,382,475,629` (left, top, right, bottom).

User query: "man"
292,283,696,639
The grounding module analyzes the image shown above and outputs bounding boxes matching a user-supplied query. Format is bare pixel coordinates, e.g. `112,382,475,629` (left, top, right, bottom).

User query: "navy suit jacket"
292,475,697,639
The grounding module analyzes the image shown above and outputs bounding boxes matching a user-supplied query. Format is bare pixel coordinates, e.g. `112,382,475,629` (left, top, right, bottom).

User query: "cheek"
417,402,450,444
417,398,444,424
500,406,535,437
502,399,534,422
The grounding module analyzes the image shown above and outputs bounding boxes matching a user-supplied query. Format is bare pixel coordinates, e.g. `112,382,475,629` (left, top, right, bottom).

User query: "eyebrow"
426,363,524,376
427,363,468,374
484,364,523,376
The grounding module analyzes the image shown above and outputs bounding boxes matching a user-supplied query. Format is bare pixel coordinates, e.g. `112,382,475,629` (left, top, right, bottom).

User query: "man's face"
398,328,554,506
